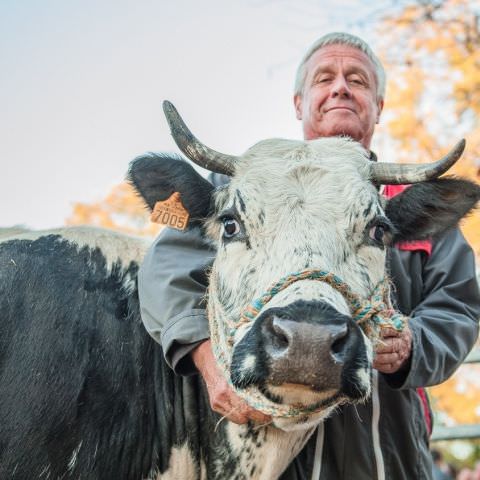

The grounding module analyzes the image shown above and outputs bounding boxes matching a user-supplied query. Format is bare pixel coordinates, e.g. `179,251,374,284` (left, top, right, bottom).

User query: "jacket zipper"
311,423,324,480
312,373,385,480
372,371,385,480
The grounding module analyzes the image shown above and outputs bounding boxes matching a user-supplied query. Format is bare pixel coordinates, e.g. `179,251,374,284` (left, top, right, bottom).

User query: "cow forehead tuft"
234,137,372,186
221,138,375,225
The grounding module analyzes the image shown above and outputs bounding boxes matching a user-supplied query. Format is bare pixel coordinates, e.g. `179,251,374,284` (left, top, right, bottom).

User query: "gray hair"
294,32,386,101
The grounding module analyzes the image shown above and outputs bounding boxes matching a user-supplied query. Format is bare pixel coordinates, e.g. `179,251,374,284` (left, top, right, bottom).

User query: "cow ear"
127,153,214,227
385,178,480,242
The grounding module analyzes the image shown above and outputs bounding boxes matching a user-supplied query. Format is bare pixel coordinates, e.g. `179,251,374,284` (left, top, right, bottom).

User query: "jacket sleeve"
385,228,480,389
138,226,215,375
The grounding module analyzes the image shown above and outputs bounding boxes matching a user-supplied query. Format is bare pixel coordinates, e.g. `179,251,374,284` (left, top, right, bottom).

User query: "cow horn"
371,139,466,185
163,101,238,176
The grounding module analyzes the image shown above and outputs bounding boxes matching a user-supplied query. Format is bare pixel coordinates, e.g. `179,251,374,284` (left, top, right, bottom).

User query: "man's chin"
320,126,363,143
312,113,362,140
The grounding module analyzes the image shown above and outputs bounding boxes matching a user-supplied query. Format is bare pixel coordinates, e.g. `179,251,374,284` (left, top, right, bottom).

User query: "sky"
1,0,398,229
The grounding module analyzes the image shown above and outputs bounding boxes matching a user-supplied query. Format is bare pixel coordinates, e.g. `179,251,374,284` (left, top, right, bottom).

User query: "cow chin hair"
272,402,341,432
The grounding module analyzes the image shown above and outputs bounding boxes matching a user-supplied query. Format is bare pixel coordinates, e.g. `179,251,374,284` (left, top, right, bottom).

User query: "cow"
0,101,479,480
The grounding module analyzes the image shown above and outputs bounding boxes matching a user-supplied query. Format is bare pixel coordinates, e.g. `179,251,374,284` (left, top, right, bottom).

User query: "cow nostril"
331,326,350,363
273,330,289,349
271,320,290,350
331,335,347,354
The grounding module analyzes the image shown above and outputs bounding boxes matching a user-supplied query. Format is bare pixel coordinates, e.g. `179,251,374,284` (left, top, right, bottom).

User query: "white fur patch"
67,441,82,472
224,423,314,479
0,226,30,238
0,226,149,272
268,384,337,406
356,368,371,392
153,443,197,480
364,332,374,363
38,464,51,479
241,354,256,372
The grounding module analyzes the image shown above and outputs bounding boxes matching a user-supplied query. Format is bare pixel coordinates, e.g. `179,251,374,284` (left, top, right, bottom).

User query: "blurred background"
2,0,479,476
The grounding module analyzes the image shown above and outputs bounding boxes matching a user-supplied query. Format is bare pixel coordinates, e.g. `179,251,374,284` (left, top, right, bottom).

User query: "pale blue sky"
1,0,397,228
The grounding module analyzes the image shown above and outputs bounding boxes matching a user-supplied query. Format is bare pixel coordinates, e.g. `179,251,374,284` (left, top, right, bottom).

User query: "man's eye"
223,218,240,238
349,77,364,85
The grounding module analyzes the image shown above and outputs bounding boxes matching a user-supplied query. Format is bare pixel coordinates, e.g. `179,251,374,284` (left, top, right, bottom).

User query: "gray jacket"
138,175,480,480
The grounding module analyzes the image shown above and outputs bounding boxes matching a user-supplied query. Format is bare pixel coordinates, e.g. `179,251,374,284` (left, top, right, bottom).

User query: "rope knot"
351,282,406,334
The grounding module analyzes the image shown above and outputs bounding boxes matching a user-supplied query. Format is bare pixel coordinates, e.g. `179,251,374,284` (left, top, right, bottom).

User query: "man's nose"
331,76,352,98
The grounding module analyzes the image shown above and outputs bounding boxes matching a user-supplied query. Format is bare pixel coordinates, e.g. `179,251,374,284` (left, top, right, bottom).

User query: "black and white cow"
0,102,479,479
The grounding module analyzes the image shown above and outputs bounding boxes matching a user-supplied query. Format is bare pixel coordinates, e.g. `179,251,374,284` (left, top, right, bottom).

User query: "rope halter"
209,268,408,419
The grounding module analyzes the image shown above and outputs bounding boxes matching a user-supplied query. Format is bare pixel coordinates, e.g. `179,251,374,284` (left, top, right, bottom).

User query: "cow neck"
209,269,408,419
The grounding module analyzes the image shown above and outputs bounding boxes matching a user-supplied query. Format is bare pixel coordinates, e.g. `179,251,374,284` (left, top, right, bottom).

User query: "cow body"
1,124,479,478
0,228,310,479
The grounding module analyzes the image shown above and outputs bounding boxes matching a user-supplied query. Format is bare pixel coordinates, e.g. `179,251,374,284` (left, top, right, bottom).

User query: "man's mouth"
326,106,355,113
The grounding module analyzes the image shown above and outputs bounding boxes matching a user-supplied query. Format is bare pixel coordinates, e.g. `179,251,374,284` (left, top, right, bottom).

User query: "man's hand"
373,325,413,374
191,340,271,425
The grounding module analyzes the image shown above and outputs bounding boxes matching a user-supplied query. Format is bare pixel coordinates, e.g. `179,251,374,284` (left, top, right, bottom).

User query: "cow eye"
223,217,240,238
368,223,389,245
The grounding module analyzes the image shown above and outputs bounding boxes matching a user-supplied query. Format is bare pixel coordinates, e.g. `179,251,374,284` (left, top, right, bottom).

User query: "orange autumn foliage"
378,0,480,258
67,182,162,237
430,364,480,425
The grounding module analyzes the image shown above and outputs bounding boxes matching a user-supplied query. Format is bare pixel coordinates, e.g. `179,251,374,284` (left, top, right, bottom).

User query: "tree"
378,0,480,256
430,364,480,425
67,181,161,237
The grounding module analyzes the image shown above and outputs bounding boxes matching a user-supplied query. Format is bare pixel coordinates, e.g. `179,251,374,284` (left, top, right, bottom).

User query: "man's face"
294,44,384,148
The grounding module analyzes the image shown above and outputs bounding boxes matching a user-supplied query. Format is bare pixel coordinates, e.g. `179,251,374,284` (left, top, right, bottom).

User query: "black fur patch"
386,178,480,241
235,189,246,214
0,234,215,479
362,201,373,218
127,153,214,226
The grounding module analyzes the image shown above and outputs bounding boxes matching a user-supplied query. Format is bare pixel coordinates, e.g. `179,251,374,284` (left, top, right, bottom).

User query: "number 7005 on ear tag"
150,192,189,230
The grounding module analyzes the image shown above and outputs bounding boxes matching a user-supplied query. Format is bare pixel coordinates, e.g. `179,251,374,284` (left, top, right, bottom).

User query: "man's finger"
376,364,394,374
222,410,249,424
230,398,271,424
379,327,402,338
374,352,399,365
246,408,271,424
221,402,269,425
376,338,402,354
212,388,270,424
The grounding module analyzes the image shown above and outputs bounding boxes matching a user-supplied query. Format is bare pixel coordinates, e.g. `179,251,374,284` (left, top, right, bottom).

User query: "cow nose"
266,316,349,364
230,300,371,395
259,304,357,391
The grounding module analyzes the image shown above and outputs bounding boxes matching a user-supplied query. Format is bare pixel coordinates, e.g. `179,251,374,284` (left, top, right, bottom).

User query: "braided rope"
237,270,405,334
209,269,408,418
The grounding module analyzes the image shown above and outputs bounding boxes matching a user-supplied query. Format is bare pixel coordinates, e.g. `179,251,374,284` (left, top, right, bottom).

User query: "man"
138,32,480,479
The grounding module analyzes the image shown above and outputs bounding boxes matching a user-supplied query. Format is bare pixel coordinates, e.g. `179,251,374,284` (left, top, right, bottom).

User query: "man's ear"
293,94,303,121
376,98,384,124
127,153,215,228
385,178,480,242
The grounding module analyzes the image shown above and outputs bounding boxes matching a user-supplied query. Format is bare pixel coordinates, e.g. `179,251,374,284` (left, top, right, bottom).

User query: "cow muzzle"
210,269,404,419
230,300,372,403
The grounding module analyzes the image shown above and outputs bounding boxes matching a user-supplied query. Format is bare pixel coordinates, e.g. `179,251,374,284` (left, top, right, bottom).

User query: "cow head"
129,102,480,431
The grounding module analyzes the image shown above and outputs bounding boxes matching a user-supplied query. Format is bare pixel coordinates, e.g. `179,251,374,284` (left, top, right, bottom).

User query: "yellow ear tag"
150,192,189,230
